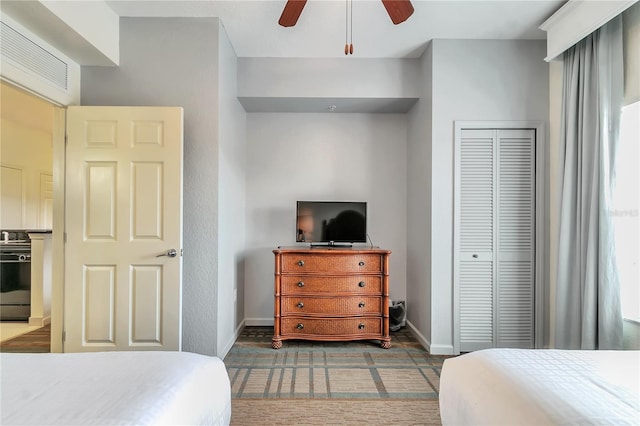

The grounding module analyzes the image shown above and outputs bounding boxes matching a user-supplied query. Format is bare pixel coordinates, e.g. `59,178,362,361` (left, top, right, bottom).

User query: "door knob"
157,249,178,258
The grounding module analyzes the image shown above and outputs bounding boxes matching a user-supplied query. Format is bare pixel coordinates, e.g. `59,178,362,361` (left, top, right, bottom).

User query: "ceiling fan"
278,0,415,27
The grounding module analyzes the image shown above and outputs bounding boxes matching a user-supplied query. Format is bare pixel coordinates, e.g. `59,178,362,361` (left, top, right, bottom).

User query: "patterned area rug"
225,326,447,425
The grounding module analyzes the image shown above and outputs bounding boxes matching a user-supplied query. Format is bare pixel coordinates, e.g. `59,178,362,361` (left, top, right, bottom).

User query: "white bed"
0,351,231,425
439,348,640,425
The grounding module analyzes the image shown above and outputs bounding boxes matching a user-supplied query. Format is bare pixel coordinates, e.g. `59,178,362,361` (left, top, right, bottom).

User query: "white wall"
81,18,223,356
238,58,419,98
406,39,550,354
237,58,419,113
217,22,247,358
244,113,408,324
431,39,549,353
406,42,433,348
623,1,640,105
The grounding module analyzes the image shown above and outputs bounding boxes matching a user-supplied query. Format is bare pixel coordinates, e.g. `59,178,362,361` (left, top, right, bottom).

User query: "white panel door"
456,128,535,352
64,106,183,352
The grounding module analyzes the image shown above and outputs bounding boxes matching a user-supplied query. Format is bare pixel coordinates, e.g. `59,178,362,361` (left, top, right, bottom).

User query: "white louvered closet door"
456,128,535,352
496,130,535,348
458,129,496,352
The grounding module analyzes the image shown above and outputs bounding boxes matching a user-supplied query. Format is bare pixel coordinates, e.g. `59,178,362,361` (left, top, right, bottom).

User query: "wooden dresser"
272,247,391,349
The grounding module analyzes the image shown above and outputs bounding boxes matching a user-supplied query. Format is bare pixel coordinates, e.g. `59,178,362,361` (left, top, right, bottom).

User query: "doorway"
0,80,56,351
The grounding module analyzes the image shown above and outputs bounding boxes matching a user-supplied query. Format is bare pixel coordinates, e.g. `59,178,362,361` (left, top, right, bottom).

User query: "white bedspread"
439,348,640,425
1,351,231,425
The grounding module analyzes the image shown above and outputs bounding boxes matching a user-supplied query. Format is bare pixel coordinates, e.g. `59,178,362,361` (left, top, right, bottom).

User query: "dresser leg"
380,339,391,349
272,338,282,349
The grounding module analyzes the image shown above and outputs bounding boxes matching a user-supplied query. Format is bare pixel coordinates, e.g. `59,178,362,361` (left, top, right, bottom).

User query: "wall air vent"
1,20,68,90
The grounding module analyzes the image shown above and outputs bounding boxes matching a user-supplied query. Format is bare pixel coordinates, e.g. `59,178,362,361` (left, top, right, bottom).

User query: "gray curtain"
555,16,624,350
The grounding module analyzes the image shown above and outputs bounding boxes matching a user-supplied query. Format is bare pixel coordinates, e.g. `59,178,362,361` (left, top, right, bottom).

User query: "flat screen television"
296,201,367,245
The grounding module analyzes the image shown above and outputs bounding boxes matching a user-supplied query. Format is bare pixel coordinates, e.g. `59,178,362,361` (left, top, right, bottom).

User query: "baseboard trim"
28,315,51,327
219,319,246,359
245,317,274,326
406,320,430,352
406,321,455,355
429,343,455,356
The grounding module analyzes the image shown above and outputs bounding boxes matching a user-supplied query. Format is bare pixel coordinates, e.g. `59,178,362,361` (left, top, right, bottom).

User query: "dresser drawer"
281,296,382,316
281,275,382,294
281,253,382,273
281,317,382,336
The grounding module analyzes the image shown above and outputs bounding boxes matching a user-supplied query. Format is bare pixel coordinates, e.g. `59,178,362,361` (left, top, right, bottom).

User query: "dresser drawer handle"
358,261,365,266
297,260,305,267
358,281,366,288
358,323,365,330
297,323,304,330
358,302,365,308
297,302,304,308
297,281,305,287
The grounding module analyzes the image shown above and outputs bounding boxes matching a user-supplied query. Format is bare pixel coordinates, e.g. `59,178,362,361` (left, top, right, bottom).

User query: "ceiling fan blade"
278,0,308,27
381,0,414,25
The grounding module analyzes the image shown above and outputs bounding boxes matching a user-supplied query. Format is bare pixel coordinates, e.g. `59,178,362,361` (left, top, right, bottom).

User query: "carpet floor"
224,326,447,425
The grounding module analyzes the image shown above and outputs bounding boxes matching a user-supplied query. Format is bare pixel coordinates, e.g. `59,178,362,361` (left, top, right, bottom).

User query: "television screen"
296,201,367,244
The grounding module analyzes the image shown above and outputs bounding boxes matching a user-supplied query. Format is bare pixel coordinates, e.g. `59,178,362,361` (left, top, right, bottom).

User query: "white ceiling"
106,0,567,58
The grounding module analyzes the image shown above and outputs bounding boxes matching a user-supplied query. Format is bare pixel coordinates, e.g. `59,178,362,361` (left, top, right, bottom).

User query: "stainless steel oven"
0,233,31,321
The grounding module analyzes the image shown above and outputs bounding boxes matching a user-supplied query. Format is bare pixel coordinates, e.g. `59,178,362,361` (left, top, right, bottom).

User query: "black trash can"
389,300,406,332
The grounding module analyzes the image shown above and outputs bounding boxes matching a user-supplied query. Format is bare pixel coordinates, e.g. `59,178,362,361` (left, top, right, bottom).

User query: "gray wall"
81,24,551,355
243,113,408,324
217,22,247,357
406,41,433,348
81,17,225,356
407,39,549,354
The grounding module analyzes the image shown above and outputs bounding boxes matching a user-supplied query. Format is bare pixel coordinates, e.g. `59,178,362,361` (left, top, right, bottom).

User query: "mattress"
1,351,231,425
439,348,640,425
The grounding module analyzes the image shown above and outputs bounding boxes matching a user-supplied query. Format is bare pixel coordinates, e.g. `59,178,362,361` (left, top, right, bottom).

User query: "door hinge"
63,232,67,243
62,330,66,342
65,134,68,145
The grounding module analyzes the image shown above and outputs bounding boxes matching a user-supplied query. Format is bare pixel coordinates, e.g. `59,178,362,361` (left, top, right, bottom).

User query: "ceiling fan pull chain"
344,0,354,55
349,0,354,54
345,0,349,55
